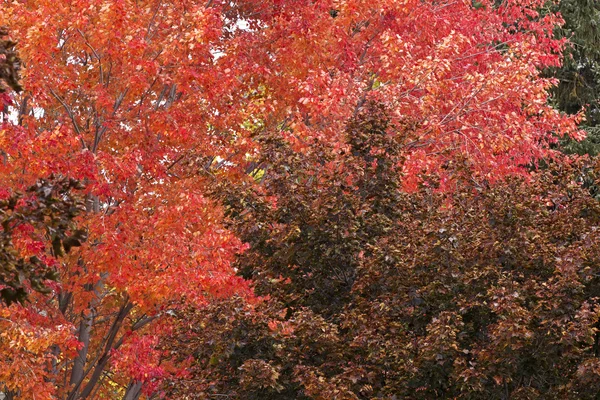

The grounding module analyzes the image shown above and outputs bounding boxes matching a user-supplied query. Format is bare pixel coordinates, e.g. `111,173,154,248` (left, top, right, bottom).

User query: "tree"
163,103,600,399
0,2,250,398
0,28,86,306
549,0,600,155
552,0,600,118
0,0,581,397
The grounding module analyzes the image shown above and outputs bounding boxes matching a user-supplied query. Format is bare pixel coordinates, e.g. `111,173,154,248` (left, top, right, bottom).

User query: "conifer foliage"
551,0,600,155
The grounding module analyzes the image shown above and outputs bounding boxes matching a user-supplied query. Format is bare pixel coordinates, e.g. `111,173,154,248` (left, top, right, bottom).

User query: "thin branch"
48,87,87,150
76,29,104,85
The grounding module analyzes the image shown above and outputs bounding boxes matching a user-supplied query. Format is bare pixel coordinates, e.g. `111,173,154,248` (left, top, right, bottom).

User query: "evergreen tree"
551,0,600,154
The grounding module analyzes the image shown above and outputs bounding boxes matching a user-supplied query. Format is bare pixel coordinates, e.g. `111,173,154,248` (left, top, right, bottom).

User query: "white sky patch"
236,19,250,31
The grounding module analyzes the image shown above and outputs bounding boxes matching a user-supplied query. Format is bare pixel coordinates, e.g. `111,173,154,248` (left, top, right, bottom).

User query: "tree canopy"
0,0,589,398
162,103,600,399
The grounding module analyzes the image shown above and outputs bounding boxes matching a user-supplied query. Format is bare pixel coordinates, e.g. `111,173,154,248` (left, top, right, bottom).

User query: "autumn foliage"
0,175,86,306
163,104,600,399
0,0,588,398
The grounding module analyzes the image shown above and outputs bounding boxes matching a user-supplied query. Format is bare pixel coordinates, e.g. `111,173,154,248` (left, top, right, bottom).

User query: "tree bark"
123,380,143,400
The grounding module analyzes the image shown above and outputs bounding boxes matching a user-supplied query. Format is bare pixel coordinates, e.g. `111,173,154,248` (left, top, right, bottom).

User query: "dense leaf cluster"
0,26,22,94
163,104,600,399
0,175,85,305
